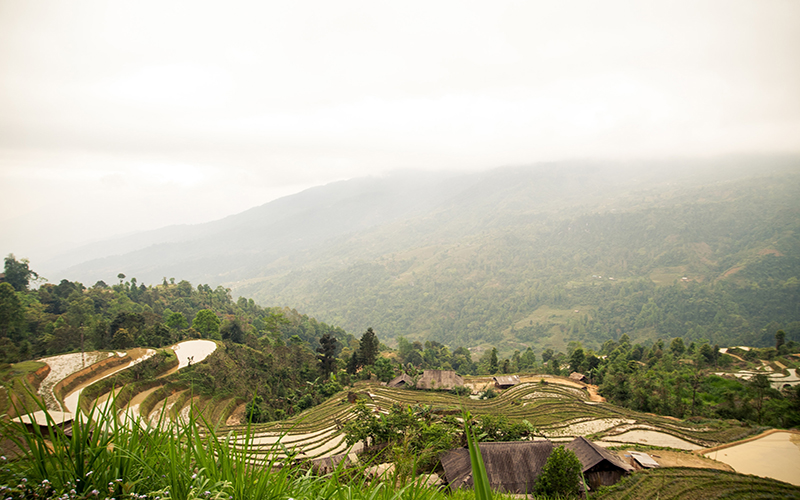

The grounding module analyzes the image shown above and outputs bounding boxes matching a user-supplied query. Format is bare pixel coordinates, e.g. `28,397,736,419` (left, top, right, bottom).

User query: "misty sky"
1,1,799,265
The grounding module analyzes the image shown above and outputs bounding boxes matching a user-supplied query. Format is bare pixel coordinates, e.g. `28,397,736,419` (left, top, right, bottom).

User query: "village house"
440,441,554,495
416,370,464,390
387,373,413,388
565,436,634,489
569,372,588,383
440,437,632,494
493,375,521,389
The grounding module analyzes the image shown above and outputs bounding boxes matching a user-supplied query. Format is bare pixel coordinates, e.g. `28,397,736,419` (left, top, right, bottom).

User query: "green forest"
0,254,361,420
4,249,798,429
238,170,800,356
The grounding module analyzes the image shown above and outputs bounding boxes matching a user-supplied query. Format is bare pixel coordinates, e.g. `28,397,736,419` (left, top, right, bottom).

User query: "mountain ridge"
46,157,800,352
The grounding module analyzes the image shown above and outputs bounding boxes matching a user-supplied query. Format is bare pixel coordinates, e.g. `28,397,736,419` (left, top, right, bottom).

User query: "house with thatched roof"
565,436,633,490
417,370,464,390
569,372,588,383
493,375,521,389
440,441,554,495
387,373,414,388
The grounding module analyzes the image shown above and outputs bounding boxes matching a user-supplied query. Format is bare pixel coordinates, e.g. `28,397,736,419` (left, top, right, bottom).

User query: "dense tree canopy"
3,254,38,292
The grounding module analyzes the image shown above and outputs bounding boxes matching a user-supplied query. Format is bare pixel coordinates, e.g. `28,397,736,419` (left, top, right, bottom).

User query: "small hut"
387,373,414,388
629,451,660,469
493,375,521,389
569,372,588,384
440,441,554,495
565,437,633,490
417,370,464,390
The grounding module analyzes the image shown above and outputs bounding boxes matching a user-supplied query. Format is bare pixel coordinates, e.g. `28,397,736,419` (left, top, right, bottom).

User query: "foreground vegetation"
0,400,476,500
2,399,799,500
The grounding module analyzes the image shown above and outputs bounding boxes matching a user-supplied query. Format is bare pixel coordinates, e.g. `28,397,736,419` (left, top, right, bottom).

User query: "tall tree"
358,327,379,366
192,309,221,339
346,351,361,374
776,330,786,350
569,347,585,372
317,332,339,379
670,337,686,357
4,254,38,292
750,373,772,425
165,311,189,330
0,282,25,340
221,318,245,343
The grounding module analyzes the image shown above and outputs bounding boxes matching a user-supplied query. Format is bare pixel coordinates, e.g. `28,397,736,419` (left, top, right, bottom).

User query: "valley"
2,160,800,499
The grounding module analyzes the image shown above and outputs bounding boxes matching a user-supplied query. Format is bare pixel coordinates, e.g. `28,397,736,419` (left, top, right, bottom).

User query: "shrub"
479,388,497,400
535,445,582,498
450,385,471,396
320,380,343,397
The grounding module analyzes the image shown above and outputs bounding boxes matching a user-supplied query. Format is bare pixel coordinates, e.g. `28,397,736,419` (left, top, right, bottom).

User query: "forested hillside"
0,257,358,419
236,163,800,354
44,158,800,354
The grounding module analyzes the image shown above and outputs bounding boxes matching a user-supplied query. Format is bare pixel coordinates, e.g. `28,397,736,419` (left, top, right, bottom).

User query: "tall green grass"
0,397,482,500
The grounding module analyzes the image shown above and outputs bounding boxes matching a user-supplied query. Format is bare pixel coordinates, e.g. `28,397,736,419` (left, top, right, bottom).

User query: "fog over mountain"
41,156,800,352
2,2,799,266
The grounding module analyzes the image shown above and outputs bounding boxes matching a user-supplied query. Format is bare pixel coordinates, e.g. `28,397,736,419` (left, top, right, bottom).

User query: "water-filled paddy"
703,431,800,486
601,430,703,450
172,340,217,368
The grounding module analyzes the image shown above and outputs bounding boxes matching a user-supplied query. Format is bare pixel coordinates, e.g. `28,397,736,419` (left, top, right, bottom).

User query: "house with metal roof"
493,375,521,389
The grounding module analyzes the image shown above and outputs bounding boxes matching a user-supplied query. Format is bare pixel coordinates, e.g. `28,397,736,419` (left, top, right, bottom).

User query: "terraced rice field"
213,380,758,463
703,431,800,486
36,351,112,411
592,467,800,499
721,367,800,390
24,347,762,466
28,341,220,427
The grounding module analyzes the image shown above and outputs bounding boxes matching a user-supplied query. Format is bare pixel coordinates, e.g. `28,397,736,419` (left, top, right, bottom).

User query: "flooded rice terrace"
704,431,800,486
172,340,217,369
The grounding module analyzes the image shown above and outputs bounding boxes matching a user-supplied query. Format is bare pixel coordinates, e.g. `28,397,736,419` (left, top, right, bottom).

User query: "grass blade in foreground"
466,420,492,500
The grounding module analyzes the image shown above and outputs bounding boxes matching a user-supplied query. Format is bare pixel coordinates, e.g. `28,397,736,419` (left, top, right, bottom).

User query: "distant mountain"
52,157,800,353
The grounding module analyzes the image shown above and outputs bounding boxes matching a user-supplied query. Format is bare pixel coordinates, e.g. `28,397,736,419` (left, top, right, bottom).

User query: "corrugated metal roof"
629,451,660,468
493,375,521,386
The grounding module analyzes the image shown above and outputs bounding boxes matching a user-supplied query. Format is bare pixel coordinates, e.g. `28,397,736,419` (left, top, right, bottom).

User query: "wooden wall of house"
586,470,625,490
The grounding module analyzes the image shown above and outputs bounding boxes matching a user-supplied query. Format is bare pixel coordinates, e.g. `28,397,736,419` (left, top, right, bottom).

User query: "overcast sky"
2,0,799,265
